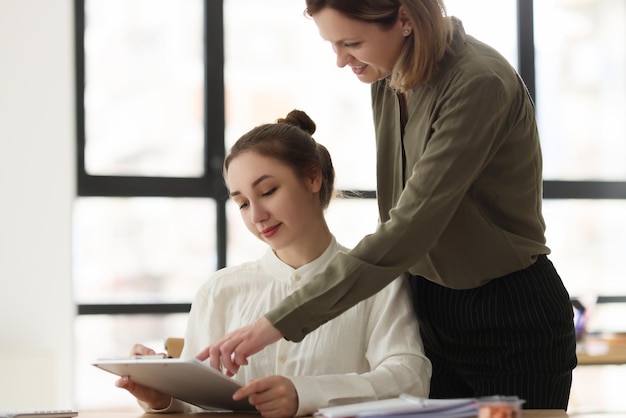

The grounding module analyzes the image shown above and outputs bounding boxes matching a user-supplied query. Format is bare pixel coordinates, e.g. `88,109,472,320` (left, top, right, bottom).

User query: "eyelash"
237,187,277,210
262,187,277,197
344,42,360,48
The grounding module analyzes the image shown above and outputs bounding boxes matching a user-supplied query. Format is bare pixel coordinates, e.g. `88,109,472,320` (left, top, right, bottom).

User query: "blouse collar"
261,236,341,284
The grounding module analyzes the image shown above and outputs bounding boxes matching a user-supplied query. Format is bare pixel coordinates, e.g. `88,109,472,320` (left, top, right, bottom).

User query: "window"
533,0,626,301
74,0,626,410
74,0,224,408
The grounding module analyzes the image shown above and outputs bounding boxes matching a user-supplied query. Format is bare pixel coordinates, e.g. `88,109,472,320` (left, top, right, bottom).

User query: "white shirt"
156,237,431,416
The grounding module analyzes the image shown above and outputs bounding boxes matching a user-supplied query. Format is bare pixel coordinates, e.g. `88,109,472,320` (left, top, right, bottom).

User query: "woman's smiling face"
226,151,322,252
312,7,407,84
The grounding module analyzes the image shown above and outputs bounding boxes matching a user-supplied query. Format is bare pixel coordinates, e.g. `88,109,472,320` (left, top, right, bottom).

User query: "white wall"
0,0,75,409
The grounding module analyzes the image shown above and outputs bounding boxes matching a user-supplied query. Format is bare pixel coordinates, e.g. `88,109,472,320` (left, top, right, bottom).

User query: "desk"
577,336,626,365
78,410,570,418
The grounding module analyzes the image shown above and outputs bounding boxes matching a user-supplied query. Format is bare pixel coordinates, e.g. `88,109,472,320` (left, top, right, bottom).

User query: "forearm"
266,251,402,341
288,357,429,416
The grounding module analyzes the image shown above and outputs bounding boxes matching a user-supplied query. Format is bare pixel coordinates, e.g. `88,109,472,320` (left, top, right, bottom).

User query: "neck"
274,222,333,269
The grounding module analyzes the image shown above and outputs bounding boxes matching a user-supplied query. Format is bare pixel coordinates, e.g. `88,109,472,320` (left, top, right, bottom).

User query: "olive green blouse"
266,18,550,342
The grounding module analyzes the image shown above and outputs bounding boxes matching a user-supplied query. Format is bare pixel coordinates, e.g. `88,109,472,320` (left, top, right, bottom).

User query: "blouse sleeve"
137,277,226,414
288,278,431,416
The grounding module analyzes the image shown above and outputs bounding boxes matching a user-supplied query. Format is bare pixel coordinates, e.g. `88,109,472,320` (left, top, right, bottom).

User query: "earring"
403,29,411,36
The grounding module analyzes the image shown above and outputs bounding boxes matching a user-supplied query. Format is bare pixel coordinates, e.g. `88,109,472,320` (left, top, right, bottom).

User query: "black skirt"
407,255,577,409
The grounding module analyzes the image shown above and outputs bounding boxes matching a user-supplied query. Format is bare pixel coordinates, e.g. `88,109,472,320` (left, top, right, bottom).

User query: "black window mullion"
544,180,626,200
517,0,536,102
204,0,228,269
74,0,86,191
77,176,215,197
78,303,191,316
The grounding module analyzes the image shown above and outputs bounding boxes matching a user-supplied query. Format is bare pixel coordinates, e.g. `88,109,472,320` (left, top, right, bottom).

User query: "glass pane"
535,0,626,180
445,0,518,69
84,0,204,177
73,197,216,303
324,198,380,249
570,365,626,413
543,200,626,298
223,0,376,191
74,314,188,409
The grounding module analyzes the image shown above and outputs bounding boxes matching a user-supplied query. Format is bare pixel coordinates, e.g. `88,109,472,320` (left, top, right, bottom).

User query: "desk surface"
78,410,570,418
577,336,626,365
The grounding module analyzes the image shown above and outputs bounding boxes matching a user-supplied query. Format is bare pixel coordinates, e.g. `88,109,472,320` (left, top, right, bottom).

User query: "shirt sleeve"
180,277,227,360
267,73,518,341
288,278,431,416
136,277,226,414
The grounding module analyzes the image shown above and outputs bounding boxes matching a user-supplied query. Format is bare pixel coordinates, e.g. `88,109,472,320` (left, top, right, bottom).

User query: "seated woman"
115,110,431,418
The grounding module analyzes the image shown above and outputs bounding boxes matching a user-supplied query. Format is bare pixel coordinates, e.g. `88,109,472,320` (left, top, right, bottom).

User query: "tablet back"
93,358,256,412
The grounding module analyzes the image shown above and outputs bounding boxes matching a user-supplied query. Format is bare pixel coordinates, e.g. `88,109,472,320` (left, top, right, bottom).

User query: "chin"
357,75,377,84
357,72,386,84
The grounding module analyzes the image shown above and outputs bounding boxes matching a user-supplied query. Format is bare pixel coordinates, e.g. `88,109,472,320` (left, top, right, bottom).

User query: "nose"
333,45,350,68
250,201,269,224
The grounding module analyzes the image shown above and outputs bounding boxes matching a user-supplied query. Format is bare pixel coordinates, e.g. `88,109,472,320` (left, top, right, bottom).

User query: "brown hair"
224,110,336,209
305,0,452,91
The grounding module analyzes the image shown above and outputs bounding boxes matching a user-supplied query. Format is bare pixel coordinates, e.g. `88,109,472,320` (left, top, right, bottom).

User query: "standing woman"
198,0,577,409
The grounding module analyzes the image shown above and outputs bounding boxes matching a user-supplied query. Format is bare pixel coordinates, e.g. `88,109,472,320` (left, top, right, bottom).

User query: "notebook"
314,394,524,418
92,357,255,412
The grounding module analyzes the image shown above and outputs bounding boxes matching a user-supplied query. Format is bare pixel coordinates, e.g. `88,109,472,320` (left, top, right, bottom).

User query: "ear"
306,167,323,194
398,5,413,33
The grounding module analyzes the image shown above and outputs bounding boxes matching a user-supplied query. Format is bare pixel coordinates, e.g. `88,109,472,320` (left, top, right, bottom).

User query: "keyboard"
0,410,78,418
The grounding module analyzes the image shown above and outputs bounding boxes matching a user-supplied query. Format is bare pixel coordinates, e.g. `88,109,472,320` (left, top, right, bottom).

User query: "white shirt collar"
261,235,341,284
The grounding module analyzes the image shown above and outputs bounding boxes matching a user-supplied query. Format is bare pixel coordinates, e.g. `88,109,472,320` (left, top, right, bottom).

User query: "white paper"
314,395,478,418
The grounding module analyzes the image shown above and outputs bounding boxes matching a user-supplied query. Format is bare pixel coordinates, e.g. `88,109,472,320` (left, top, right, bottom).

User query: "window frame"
74,0,227,315
74,0,626,318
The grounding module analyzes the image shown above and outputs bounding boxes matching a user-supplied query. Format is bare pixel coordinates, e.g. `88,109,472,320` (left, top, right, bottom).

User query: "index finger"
194,344,222,372
195,345,211,362
219,339,243,376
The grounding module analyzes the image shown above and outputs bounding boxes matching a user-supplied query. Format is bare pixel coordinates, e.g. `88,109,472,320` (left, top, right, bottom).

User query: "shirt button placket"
276,340,288,373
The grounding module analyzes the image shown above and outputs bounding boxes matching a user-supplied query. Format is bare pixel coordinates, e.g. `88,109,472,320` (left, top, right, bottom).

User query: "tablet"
92,357,256,412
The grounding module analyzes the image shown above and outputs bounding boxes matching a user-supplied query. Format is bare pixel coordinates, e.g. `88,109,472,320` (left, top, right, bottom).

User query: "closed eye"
343,42,360,48
262,187,277,197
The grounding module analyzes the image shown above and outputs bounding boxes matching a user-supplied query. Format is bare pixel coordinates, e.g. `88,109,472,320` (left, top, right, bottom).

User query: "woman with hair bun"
115,110,431,418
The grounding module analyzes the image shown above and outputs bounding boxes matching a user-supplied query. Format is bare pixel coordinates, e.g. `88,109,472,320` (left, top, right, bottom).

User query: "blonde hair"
305,0,453,92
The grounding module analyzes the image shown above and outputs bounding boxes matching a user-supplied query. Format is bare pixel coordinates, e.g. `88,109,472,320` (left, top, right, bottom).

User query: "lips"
351,65,366,75
261,224,280,239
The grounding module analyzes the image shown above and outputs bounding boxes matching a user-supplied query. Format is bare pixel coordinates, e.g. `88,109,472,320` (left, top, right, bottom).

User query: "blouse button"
292,274,301,282
279,354,287,363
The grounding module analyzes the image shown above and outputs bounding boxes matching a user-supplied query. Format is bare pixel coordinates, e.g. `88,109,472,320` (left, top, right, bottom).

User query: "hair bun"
277,109,316,135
